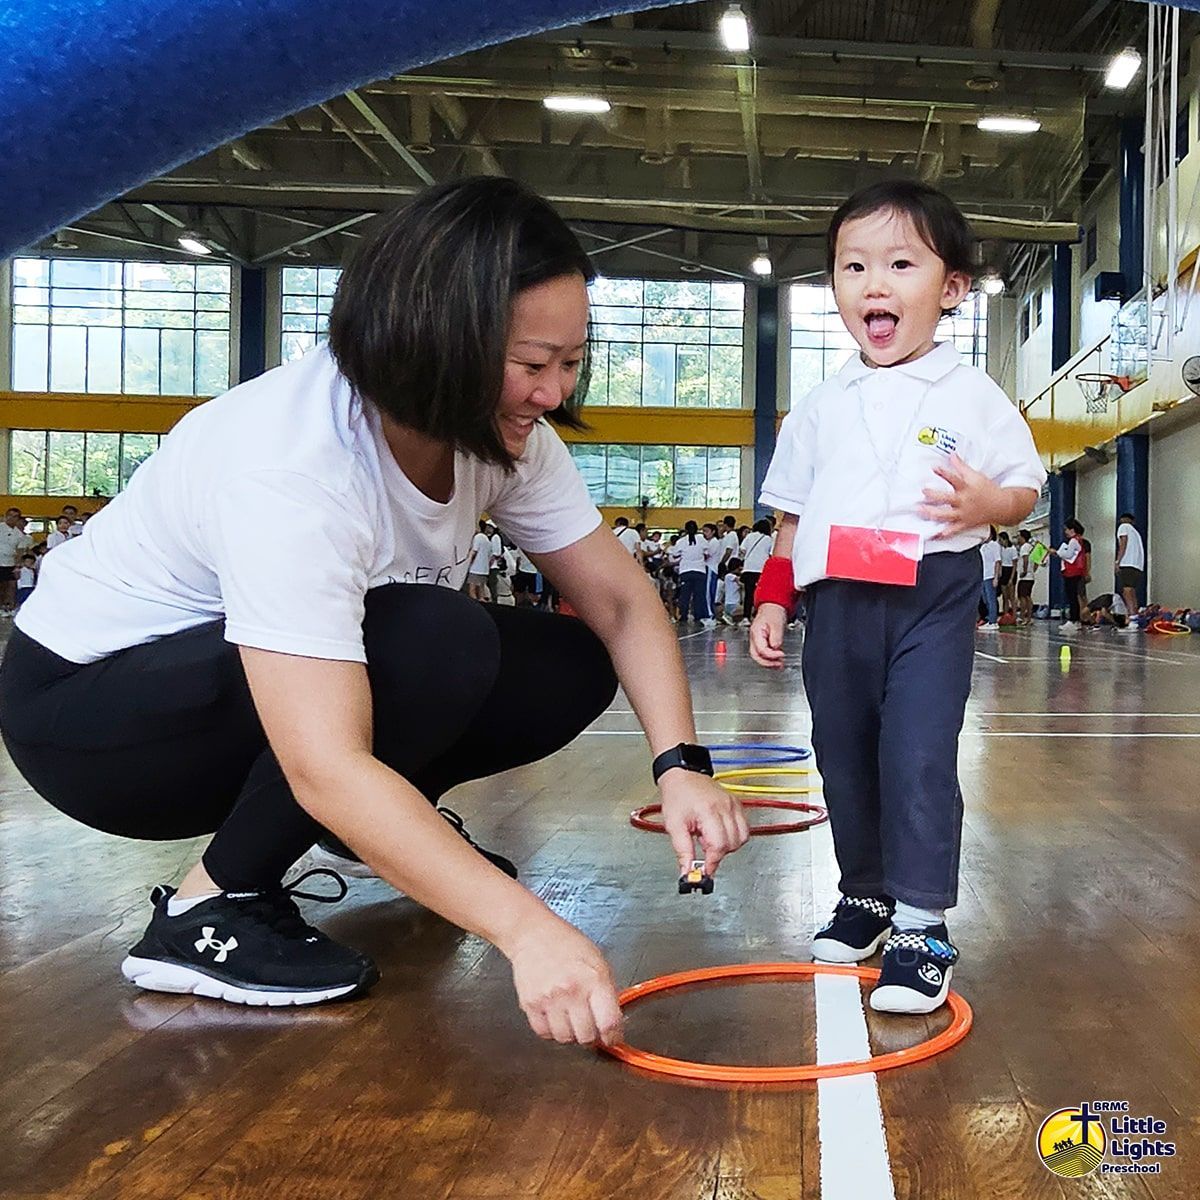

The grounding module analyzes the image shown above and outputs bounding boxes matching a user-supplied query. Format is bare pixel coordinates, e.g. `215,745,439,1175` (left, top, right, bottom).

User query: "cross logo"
194,927,239,963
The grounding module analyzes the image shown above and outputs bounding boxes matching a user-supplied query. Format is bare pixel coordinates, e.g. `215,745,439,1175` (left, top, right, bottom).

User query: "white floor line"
972,649,1009,663
810,830,896,1200
582,728,1200,739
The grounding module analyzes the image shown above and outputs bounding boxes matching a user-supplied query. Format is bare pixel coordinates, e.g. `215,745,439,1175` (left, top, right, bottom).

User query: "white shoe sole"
811,926,891,964
869,966,952,1014
305,842,381,880
121,956,362,1006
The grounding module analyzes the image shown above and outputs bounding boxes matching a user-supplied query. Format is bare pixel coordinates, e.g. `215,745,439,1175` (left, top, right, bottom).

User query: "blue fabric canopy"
0,1,671,257
1,0,1198,257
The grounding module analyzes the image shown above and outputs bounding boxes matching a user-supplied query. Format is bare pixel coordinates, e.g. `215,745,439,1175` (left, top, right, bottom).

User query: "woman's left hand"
657,769,750,877
919,452,1002,538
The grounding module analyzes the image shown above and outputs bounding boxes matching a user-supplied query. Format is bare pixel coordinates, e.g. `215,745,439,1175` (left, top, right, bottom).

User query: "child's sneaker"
868,925,958,1014
811,895,894,963
121,869,379,1006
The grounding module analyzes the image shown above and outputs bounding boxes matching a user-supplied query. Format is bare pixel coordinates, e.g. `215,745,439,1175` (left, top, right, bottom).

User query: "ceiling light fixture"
977,115,1041,134
751,255,773,276
543,95,611,114
1104,48,1141,91
719,4,751,53
177,232,212,255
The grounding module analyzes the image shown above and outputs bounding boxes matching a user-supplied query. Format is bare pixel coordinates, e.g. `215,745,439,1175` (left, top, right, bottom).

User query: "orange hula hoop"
630,798,828,835
601,962,973,1083
1149,619,1191,635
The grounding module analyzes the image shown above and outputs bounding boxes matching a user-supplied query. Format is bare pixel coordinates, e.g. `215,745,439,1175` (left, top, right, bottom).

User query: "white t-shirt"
739,531,772,573
722,574,742,609
676,536,709,573
16,566,36,589
702,537,723,571
1017,541,1033,577
999,545,1017,568
615,526,641,555
979,540,1002,580
720,529,740,563
468,532,492,575
17,346,601,664
0,524,32,567
1117,522,1145,570
759,343,1046,588
46,531,70,551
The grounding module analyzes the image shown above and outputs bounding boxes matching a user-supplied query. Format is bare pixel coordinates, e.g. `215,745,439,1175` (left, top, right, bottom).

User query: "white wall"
1075,456,1118,590
1016,272,1053,402
1075,179,1122,356
1150,414,1200,604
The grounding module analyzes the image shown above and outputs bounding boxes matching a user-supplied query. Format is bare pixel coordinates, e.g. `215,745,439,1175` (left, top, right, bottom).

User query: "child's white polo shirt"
759,342,1046,588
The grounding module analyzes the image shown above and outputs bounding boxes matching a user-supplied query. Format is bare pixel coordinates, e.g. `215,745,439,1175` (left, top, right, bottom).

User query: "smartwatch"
652,742,715,784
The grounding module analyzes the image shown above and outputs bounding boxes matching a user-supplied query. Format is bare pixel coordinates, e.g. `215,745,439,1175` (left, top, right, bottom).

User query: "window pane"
160,328,196,394
607,343,642,406
84,433,120,498
47,431,85,494
124,262,195,291
281,331,317,364
119,433,159,490
124,328,160,392
10,431,48,494
195,330,230,394
12,325,49,390
606,445,641,505
49,325,87,391
642,343,676,407
568,444,606,503
710,345,743,407
86,326,122,392
640,445,674,508
196,264,231,293
584,342,608,405
317,268,341,296
707,447,741,507
282,267,318,295
52,260,123,289
676,345,710,408
14,258,49,287
673,447,707,507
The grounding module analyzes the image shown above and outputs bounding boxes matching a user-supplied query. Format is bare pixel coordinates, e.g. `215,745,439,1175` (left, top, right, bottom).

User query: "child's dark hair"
1066,518,1085,536
826,179,976,280
20,553,34,563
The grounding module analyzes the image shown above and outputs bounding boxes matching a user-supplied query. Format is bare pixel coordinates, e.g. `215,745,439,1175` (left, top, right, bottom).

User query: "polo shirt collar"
836,340,962,387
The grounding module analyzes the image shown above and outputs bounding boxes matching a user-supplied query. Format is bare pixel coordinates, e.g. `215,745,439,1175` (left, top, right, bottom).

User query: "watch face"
680,744,713,772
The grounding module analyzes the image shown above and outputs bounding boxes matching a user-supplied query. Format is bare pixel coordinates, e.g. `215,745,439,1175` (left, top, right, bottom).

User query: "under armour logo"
194,927,239,963
918,962,942,987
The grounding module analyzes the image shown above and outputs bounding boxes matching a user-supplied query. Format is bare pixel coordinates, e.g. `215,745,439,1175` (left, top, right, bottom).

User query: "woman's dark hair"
329,176,594,469
684,520,699,544
1066,518,1085,536
998,531,1011,546
826,179,976,282
1018,528,1031,541
702,522,718,536
753,518,772,535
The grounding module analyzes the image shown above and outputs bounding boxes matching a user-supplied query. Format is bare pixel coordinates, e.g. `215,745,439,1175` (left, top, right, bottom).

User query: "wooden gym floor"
1,620,1197,1199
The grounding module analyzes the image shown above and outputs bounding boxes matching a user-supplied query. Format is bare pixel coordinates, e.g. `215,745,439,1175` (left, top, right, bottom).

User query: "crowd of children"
0,505,90,616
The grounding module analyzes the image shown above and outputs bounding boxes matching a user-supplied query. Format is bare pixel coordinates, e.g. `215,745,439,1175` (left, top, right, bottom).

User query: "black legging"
1064,575,1084,622
741,571,760,617
0,585,617,892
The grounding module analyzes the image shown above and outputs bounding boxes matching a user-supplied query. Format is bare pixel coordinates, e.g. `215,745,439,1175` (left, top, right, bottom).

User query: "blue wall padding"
0,0,677,257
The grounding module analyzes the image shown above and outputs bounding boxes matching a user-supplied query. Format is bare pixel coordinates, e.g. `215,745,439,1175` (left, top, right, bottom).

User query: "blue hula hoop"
707,742,812,766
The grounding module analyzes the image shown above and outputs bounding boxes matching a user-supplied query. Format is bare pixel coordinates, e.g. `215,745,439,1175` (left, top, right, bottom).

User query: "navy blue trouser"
0,585,617,892
801,547,979,909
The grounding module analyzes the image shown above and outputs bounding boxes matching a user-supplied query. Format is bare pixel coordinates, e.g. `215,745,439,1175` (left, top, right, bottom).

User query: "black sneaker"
868,924,958,1014
811,895,894,963
310,807,518,881
121,869,379,1007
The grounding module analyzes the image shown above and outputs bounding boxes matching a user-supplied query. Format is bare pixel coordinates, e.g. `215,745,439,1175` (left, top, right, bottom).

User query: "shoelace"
226,868,349,941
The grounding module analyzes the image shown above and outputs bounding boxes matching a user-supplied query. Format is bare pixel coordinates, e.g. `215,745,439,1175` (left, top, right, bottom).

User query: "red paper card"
825,525,922,586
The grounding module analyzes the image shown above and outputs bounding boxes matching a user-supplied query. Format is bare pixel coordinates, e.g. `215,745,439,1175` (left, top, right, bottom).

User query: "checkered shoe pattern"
840,896,893,920
881,931,959,963
811,894,895,963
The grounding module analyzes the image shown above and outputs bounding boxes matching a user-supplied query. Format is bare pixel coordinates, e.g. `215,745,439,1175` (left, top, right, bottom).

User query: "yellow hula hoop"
714,766,817,796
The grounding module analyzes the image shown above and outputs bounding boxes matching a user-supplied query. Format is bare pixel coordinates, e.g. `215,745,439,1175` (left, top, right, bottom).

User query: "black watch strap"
652,742,714,784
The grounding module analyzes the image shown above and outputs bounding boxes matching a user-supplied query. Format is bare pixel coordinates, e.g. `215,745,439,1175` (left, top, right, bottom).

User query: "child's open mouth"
864,310,898,348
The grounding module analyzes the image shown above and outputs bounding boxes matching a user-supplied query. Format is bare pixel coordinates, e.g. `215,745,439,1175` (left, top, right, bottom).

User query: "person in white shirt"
737,518,773,626
751,179,1044,1014
978,527,1002,629
701,522,723,616
718,515,741,571
0,508,33,615
0,177,748,1038
674,521,715,627
46,516,73,551
485,521,504,603
510,544,540,607
613,516,642,560
1115,512,1145,628
466,520,492,602
719,559,743,625
1015,528,1038,625
14,554,37,610
996,530,1017,619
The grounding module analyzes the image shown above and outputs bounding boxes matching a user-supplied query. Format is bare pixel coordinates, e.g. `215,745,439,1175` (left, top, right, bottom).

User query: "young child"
720,558,744,625
750,179,1045,1014
14,554,37,609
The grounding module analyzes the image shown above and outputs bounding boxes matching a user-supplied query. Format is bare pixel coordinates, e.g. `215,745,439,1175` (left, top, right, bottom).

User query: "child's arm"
920,453,1037,537
748,513,798,670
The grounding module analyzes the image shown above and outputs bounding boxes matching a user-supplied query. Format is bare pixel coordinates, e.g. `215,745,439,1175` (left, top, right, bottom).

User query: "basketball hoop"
1075,372,1134,415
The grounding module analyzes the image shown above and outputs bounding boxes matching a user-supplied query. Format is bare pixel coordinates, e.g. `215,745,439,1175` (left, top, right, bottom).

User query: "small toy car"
678,859,714,895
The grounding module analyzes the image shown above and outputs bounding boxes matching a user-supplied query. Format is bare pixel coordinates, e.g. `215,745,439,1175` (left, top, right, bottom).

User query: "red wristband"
754,555,800,618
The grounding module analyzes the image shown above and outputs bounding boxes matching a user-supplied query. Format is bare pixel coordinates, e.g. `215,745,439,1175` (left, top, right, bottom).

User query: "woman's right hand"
506,916,624,1046
749,601,788,668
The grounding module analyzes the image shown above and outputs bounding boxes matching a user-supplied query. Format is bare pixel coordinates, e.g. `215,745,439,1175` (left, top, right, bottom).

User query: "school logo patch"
917,425,961,455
